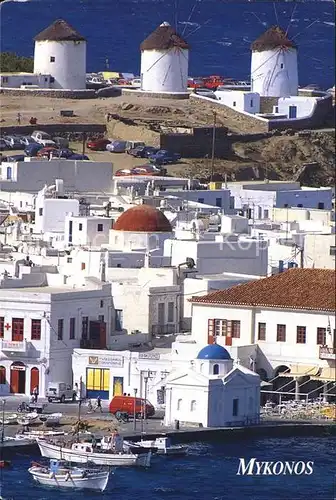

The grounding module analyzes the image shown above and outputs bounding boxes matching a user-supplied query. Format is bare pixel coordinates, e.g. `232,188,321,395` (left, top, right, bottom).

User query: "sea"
0,0,335,89
0,436,335,499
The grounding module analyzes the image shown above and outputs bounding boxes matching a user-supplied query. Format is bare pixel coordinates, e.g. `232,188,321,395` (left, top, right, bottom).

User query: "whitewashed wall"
141,48,188,93
251,48,298,97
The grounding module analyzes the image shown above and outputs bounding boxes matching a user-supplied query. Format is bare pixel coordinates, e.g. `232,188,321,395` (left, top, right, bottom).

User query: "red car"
86,138,111,151
37,146,58,158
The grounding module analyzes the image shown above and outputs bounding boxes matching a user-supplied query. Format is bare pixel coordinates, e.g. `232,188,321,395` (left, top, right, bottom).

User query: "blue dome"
197,344,231,360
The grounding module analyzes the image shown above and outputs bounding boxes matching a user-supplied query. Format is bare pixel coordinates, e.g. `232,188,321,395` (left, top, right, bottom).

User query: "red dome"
113,205,172,232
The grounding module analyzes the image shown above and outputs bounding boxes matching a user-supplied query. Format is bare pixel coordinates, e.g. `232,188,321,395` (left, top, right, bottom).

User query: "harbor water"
1,436,335,499
1,0,335,89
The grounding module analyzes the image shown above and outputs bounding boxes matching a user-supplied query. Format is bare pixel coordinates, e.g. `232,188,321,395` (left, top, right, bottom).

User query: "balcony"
151,324,177,335
0,339,28,353
319,346,336,360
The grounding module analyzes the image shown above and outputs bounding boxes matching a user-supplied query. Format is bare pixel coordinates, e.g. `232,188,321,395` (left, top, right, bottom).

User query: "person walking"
17,113,21,125
96,395,102,413
33,386,38,403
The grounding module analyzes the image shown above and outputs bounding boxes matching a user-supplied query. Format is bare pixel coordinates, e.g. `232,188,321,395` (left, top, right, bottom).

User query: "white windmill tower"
250,26,298,97
34,19,87,90
140,21,190,94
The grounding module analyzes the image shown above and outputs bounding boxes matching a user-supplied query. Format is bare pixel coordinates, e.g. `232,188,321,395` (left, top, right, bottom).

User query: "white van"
46,382,76,403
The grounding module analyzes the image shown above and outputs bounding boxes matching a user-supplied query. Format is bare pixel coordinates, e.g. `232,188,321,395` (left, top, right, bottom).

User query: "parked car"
53,136,70,149
0,138,7,151
127,146,159,158
3,135,25,150
24,143,43,157
69,153,89,160
31,130,56,147
49,148,74,159
86,138,111,151
19,135,37,147
37,146,58,158
109,395,155,418
149,149,181,165
106,140,128,153
125,141,145,151
6,154,25,162
46,382,76,403
115,168,133,176
131,165,163,176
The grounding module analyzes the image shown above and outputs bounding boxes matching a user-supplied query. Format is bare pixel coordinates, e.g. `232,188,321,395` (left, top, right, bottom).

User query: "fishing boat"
3,414,18,426
15,430,65,441
125,436,188,456
37,432,151,467
39,413,62,426
28,459,110,492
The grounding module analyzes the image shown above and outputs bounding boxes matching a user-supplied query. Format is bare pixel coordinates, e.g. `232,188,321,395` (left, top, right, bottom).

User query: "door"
289,105,297,119
158,303,165,325
113,376,124,396
10,362,26,394
30,367,39,395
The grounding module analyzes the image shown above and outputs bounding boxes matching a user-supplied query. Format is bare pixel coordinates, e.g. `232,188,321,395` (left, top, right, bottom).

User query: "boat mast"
0,399,5,500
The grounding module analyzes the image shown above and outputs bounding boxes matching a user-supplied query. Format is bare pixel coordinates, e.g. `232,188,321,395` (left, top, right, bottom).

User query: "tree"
0,52,34,73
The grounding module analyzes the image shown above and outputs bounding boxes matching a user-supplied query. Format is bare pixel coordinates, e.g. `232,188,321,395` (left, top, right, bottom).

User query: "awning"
279,365,321,378
310,367,336,382
102,71,120,80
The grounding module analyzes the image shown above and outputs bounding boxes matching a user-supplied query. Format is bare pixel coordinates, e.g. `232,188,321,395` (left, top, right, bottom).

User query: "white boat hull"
37,440,151,467
29,467,109,491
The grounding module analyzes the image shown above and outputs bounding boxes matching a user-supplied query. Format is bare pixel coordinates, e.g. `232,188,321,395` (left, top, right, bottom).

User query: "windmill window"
213,364,219,375
233,101,236,107
280,63,284,69
50,56,55,63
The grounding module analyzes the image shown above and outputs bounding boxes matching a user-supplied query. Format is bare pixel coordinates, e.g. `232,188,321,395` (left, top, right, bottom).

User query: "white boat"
17,412,39,426
3,413,18,425
37,435,151,467
126,436,188,456
0,436,35,448
15,430,65,441
28,459,109,492
39,413,63,426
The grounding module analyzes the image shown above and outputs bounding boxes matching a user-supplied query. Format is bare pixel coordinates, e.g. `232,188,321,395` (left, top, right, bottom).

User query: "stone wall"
121,89,190,100
259,97,279,114
160,127,230,158
189,94,269,133
0,123,106,140
106,117,160,146
0,88,96,99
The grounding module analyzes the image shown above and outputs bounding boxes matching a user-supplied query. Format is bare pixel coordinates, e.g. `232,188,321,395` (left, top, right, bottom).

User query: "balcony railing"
319,346,336,360
0,339,28,353
151,324,177,335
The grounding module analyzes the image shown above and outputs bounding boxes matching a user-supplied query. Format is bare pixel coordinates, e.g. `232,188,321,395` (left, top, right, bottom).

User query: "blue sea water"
0,0,335,88
1,436,336,500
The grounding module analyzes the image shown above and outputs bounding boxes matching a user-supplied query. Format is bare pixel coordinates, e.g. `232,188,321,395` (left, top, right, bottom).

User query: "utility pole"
210,111,217,182
77,376,82,442
133,388,137,432
82,132,86,156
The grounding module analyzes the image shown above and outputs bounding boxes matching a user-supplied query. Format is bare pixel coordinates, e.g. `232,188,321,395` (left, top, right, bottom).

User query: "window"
57,319,64,341
2,77,8,83
79,223,83,231
213,364,219,375
50,56,55,62
216,197,222,207
233,101,236,107
44,77,48,82
317,202,324,210
250,99,253,107
296,326,306,344
67,257,72,263
6,167,12,180
82,316,88,340
231,320,240,338
330,246,336,256
158,302,165,325
198,198,204,204
190,400,196,412
317,327,326,345
31,319,41,340
97,224,103,232
81,262,86,270
276,324,286,342
12,318,24,341
38,208,43,216
86,368,110,394
232,398,239,416
297,204,303,208
50,77,55,83
258,322,266,341
0,366,5,385
100,300,104,308
177,398,182,410
0,317,4,338
264,209,269,219
167,302,174,323
115,310,123,331
284,204,288,208
280,63,284,69
98,315,104,322
69,317,76,340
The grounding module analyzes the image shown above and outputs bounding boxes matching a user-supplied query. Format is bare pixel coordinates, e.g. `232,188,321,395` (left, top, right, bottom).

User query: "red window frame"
31,319,41,340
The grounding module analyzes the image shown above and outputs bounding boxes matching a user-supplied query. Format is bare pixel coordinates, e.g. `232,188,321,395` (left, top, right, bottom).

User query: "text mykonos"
237,458,314,476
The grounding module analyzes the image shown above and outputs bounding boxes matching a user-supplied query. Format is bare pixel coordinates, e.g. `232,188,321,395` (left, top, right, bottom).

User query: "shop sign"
138,352,160,360
88,355,123,368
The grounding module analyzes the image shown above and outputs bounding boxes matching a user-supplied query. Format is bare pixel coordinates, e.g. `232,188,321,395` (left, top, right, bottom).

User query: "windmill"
140,22,190,94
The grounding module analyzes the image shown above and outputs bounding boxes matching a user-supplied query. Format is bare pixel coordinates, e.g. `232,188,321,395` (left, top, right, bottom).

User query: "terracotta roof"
251,26,297,52
190,269,336,312
113,204,172,232
140,22,189,51
34,19,86,42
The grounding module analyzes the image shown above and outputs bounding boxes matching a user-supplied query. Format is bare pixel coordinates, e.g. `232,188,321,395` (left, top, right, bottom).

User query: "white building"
0,271,112,397
65,215,112,248
33,19,87,90
214,90,260,114
164,344,260,427
0,158,113,193
140,22,189,94
251,26,298,98
189,268,335,394
304,233,336,270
